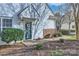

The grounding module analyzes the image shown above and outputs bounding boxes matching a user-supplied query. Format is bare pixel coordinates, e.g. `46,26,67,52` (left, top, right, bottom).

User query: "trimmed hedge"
53,32,62,37
70,30,75,32
60,30,69,35
60,30,75,35
1,28,24,43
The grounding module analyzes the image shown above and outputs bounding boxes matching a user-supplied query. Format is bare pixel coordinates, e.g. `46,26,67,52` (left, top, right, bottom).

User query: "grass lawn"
62,35,76,40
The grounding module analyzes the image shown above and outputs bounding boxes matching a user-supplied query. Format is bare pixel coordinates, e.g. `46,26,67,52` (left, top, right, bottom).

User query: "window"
3,19,12,28
72,25,75,28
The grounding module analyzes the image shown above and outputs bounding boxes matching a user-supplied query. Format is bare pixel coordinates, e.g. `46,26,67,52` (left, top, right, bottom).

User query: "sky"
48,3,63,12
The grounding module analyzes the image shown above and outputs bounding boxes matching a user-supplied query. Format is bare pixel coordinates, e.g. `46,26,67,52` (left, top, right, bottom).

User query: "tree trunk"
56,26,60,33
15,40,17,44
69,22,71,35
75,18,79,40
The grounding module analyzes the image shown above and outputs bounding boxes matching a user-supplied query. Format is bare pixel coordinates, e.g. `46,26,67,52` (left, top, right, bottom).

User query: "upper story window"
72,25,75,28
3,19,12,28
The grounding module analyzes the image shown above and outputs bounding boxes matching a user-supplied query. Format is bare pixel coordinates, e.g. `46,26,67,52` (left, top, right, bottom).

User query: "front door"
25,22,32,39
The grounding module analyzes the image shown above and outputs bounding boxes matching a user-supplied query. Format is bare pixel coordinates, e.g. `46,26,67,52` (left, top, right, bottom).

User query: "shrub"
60,30,76,35
59,38,64,43
51,50,64,56
1,28,24,44
60,30,69,35
35,44,43,50
44,34,50,38
70,30,75,32
57,32,62,36
53,34,57,37
53,32,62,37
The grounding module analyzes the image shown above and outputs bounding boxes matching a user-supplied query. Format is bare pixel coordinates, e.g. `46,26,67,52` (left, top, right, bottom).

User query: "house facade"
0,4,56,43
0,16,37,39
61,21,76,34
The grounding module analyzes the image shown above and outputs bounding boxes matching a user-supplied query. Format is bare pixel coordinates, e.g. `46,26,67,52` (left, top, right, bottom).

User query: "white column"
31,22,33,40
23,23,26,40
32,22,35,40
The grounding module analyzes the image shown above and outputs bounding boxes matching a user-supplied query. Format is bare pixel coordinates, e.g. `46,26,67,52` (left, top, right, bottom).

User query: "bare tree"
53,4,75,35
54,12,64,32
31,3,50,39
62,3,79,39
50,4,71,33
63,11,75,34
71,3,79,39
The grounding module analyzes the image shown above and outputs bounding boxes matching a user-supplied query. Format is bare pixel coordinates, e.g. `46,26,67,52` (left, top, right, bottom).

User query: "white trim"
0,17,13,31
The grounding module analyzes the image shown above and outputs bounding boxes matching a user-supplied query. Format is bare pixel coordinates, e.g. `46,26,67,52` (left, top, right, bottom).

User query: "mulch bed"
42,40,79,50
1,40,79,56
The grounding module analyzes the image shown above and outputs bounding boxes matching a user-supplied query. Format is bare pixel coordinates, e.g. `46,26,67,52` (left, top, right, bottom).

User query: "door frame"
25,22,32,39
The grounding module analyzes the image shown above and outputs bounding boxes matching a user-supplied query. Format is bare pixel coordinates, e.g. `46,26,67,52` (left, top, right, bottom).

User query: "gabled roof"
46,3,54,15
16,3,54,18
14,4,40,18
